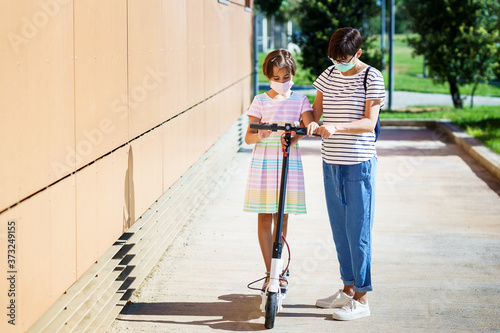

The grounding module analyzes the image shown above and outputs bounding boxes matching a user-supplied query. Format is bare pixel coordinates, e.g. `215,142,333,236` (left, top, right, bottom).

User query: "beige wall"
0,0,253,331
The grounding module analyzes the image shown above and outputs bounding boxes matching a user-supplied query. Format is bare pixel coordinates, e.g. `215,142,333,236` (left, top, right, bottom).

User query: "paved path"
109,127,500,332
385,91,500,109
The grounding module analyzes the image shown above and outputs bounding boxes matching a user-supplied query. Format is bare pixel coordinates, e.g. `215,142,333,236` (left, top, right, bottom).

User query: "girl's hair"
328,27,363,60
262,49,297,79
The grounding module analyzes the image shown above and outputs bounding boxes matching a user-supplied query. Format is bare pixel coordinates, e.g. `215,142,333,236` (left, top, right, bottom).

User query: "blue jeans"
322,157,377,293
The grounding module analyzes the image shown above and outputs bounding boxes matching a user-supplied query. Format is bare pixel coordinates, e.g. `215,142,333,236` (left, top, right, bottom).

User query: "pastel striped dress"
243,91,312,214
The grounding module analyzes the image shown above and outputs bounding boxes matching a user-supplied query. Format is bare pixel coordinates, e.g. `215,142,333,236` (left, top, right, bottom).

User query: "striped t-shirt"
313,66,385,165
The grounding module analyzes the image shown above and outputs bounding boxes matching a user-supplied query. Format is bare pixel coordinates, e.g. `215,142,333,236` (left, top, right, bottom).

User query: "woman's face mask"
330,51,358,72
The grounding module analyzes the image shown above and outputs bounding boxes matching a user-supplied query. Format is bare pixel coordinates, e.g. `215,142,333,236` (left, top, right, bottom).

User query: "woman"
307,27,385,321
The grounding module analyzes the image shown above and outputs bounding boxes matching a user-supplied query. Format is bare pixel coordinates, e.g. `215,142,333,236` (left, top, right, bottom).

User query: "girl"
243,49,315,289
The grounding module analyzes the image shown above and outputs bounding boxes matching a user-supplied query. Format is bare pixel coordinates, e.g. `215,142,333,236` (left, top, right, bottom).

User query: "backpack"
328,65,381,141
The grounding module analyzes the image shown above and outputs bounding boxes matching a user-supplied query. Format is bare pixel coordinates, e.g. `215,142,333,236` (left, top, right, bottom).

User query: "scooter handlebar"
249,122,319,137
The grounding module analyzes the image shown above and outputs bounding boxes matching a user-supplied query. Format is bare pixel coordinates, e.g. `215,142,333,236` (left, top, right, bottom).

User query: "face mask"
330,51,358,73
335,60,355,73
270,79,294,94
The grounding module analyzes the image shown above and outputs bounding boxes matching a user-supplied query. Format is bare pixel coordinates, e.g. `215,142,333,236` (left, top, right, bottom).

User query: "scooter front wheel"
264,292,277,329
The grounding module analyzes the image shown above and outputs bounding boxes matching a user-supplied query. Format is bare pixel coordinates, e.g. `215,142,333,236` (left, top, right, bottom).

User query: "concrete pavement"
109,126,500,332
384,91,500,109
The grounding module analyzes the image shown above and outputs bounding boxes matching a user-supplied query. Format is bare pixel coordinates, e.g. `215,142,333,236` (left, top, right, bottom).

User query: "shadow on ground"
116,293,330,331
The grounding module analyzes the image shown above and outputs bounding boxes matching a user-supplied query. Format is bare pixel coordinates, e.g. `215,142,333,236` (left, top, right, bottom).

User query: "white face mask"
270,80,294,95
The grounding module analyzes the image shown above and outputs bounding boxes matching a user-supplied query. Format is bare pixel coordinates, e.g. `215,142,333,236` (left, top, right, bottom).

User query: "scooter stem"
272,131,291,260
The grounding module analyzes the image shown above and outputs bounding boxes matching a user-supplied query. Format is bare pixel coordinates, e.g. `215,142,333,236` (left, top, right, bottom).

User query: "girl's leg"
273,213,289,286
258,213,273,272
272,213,288,241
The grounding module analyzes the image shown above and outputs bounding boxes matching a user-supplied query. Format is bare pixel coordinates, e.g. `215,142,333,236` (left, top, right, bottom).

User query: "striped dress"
243,91,312,214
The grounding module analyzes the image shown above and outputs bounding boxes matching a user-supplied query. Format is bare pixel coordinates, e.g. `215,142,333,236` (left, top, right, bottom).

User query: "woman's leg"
323,161,355,286
343,156,377,299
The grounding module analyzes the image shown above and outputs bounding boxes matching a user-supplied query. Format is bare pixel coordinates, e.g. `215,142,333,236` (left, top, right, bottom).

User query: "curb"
380,119,500,182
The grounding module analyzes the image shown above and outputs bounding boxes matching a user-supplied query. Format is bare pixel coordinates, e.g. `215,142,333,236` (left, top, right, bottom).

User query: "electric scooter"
248,122,315,329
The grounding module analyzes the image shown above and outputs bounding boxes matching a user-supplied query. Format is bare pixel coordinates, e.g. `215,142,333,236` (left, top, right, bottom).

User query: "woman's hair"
262,49,297,79
328,27,363,60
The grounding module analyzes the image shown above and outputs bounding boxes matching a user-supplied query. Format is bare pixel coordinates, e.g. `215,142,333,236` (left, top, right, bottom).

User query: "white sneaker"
332,299,370,321
315,289,353,308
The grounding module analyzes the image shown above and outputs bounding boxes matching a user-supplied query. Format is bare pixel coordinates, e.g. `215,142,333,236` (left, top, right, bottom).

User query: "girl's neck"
266,89,293,100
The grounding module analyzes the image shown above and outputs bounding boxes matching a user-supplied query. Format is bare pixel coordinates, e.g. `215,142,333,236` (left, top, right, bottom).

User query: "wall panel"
0,1,74,210
187,0,205,106
74,0,129,169
162,114,189,192
217,3,231,89
130,129,164,220
128,0,168,137
0,175,76,332
204,0,219,97
162,0,188,116
75,147,129,279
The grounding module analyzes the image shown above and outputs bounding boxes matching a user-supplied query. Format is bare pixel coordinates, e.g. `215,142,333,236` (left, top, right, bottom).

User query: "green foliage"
406,0,500,108
260,34,500,98
382,35,500,97
254,0,284,17
291,0,383,80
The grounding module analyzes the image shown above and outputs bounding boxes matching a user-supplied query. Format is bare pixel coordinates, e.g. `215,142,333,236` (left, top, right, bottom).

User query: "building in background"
0,1,254,331
255,11,299,54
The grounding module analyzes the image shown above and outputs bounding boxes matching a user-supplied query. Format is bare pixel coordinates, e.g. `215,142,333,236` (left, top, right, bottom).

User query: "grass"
385,35,500,97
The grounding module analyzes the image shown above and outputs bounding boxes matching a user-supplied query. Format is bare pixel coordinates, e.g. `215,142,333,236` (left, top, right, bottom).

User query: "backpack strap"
363,66,372,92
363,66,381,141
328,66,335,77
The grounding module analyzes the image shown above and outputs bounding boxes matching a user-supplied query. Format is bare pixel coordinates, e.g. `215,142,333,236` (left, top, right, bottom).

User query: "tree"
406,0,500,108
254,0,284,18
292,0,383,80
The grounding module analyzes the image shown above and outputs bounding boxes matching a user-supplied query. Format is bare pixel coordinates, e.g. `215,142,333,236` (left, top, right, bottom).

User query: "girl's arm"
289,110,315,146
245,116,272,144
315,99,381,139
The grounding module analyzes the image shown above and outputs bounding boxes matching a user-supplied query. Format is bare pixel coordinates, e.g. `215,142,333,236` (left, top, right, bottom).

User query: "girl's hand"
307,122,320,136
258,129,272,140
316,125,336,139
289,133,303,147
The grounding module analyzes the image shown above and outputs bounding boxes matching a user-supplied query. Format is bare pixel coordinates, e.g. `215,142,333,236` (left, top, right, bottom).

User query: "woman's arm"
305,90,323,136
244,116,271,144
312,90,324,123
315,99,381,139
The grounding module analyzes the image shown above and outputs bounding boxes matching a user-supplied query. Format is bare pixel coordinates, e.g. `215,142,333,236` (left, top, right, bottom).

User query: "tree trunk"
470,82,479,108
448,78,463,109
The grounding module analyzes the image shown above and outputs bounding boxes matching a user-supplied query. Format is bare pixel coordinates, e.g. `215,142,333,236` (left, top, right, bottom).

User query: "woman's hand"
307,121,320,136
316,125,337,139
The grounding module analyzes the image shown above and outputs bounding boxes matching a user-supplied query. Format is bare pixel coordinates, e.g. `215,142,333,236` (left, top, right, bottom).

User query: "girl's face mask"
270,79,294,95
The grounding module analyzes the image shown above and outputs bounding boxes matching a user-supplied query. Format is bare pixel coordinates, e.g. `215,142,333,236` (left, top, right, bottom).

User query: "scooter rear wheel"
264,292,277,329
